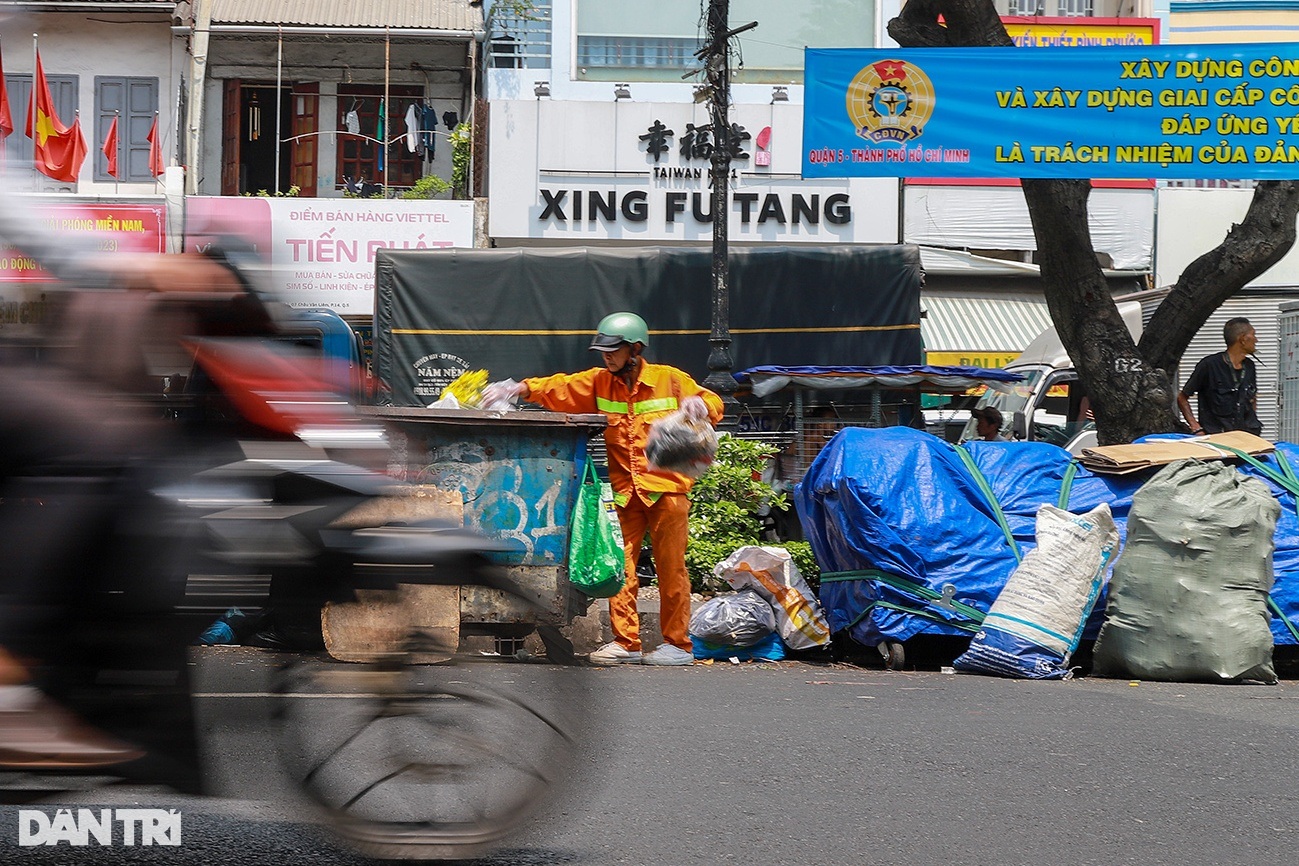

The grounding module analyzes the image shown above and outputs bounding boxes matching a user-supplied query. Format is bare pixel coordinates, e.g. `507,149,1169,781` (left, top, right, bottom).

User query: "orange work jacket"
523,362,724,506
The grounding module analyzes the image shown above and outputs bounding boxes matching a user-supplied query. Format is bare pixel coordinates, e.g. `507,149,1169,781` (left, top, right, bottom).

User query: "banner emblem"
847,59,936,145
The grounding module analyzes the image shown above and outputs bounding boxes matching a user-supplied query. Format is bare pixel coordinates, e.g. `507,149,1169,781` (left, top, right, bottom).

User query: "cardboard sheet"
1079,431,1274,475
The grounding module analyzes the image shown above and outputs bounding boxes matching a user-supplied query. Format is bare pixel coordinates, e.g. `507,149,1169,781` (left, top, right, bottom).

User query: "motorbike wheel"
275,610,591,860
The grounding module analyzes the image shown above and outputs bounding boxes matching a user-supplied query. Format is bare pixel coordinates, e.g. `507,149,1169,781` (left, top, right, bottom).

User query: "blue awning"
734,364,1023,398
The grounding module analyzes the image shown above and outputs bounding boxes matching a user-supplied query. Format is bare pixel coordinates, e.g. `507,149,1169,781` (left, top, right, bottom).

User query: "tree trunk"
890,0,1299,443
1020,180,1179,442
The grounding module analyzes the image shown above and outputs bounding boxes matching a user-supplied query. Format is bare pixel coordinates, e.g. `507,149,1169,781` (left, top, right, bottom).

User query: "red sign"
0,202,167,283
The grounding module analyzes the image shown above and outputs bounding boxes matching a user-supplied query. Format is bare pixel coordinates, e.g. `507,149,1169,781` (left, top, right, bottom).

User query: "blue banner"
803,44,1299,179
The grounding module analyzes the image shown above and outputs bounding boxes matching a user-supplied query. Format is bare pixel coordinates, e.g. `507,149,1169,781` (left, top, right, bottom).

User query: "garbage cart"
362,406,608,641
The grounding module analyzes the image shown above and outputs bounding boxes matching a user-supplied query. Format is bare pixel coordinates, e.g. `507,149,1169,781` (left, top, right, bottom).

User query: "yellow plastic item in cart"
440,369,489,407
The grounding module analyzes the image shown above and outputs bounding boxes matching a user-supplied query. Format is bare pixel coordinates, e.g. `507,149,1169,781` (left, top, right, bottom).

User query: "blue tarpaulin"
797,427,1299,648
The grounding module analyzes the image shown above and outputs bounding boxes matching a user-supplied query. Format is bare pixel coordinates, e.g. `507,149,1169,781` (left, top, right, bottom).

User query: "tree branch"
1140,180,1299,372
888,0,1014,48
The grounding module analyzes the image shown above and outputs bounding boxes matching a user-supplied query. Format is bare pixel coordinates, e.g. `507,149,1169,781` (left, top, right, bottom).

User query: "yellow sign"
926,351,1020,370
1003,17,1159,49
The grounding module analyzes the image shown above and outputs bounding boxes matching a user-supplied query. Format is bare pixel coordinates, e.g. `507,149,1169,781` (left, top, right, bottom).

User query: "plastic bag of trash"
480,378,525,412
426,393,461,410
689,589,777,647
196,608,252,646
1092,459,1280,683
690,631,785,662
715,546,830,650
441,369,489,406
954,503,1119,679
645,401,718,478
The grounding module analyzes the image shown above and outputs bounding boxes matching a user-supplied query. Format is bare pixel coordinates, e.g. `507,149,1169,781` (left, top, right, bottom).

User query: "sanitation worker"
485,313,724,666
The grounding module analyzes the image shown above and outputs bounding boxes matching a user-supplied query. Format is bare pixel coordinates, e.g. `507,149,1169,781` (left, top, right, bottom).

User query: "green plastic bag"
568,459,626,598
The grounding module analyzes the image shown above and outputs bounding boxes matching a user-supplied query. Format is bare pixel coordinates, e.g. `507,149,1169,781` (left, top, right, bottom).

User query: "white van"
969,287,1299,448
962,301,1144,451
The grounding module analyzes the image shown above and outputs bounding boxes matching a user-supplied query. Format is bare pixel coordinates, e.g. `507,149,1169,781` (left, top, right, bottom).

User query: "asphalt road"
3,647,1299,866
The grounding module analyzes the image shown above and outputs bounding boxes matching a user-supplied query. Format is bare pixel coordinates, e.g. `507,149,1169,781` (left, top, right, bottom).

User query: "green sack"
1092,458,1280,683
568,459,626,598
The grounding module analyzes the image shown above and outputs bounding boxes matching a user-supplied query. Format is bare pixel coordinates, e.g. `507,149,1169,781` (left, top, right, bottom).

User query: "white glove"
481,378,525,411
681,394,709,422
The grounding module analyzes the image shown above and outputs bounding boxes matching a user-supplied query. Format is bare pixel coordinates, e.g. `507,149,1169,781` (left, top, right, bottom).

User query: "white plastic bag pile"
711,546,831,651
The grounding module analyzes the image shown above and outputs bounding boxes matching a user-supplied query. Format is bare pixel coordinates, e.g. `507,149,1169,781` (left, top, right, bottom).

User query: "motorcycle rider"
0,246,244,768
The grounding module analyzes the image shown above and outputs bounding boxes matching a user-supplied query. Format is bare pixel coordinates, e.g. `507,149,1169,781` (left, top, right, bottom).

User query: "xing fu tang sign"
803,44,1299,179
538,118,849,228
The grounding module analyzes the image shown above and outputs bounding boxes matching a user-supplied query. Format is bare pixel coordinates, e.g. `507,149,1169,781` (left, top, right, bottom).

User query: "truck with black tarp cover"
372,244,923,407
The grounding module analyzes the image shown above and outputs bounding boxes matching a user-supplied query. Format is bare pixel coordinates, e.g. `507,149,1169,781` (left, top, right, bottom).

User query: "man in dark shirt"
1177,317,1263,435
970,406,1008,441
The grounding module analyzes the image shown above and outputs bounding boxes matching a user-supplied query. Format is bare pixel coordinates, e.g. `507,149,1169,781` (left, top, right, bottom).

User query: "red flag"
25,51,87,182
146,114,163,177
0,43,13,140
101,114,119,178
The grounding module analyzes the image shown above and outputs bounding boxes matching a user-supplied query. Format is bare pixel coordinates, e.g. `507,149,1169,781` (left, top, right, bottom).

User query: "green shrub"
684,435,820,593
400,174,452,200
243,185,300,198
450,122,472,199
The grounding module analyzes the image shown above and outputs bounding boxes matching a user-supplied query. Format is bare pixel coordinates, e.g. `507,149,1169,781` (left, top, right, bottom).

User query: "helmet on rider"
589,312,650,352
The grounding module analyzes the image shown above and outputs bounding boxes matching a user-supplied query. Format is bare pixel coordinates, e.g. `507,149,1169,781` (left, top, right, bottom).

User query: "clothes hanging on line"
404,104,419,153
376,99,386,172
420,105,438,160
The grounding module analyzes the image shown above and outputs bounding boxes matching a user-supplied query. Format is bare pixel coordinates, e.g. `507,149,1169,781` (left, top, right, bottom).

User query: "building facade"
484,0,1157,370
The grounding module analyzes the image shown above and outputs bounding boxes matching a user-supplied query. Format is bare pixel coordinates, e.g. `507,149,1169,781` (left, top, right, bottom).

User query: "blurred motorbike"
0,236,587,860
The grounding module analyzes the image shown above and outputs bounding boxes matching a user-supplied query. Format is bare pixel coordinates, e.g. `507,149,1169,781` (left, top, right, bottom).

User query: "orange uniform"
524,363,723,651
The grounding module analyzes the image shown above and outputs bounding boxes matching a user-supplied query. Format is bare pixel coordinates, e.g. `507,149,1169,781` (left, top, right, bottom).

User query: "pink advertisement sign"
185,197,474,316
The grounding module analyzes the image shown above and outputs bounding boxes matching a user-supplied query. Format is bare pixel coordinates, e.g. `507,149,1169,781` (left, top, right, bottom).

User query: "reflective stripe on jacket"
523,362,724,505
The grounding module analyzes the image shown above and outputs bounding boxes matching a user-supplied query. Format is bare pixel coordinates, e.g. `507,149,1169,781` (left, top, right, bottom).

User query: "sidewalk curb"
537,596,702,655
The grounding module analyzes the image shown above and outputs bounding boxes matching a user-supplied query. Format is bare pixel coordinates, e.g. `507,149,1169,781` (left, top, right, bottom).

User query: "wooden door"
221,79,241,195
289,82,319,197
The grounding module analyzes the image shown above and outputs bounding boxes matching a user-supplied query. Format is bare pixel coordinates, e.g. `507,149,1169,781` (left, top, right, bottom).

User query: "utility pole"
699,1,755,406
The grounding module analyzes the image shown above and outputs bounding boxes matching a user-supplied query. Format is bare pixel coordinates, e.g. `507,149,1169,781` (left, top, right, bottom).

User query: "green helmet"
589,311,650,351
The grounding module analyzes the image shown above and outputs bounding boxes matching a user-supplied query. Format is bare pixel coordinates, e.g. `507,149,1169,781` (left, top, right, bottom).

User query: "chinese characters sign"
638,120,751,163
804,43,1299,179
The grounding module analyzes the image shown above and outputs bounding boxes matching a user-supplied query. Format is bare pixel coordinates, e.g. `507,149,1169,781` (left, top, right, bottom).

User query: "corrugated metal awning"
918,247,1042,276
921,291,1053,354
208,0,483,33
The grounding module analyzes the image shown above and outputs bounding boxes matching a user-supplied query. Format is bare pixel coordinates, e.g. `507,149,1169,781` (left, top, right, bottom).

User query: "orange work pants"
609,493,691,652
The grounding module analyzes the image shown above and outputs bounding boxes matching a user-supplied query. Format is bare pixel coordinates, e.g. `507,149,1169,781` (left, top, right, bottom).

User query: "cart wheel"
277,647,591,861
276,565,593,860
878,640,906,671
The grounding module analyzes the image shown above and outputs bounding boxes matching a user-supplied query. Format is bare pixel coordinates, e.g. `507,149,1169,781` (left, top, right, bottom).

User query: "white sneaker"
641,644,694,666
588,642,642,666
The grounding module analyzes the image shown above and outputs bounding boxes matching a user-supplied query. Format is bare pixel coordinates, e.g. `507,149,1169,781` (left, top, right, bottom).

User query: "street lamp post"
701,1,755,408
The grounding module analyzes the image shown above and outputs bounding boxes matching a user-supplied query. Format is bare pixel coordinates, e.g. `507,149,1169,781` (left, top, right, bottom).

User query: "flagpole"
383,27,390,196
31,33,37,168
113,109,119,194
0,34,7,164
153,110,160,190
274,25,282,194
